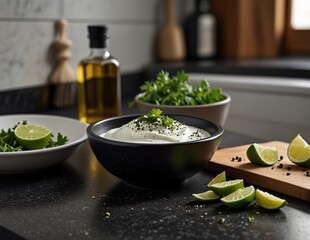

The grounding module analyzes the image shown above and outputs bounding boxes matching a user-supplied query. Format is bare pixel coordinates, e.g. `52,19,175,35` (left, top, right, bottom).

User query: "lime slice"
255,189,288,210
246,143,278,166
192,190,220,202
221,186,255,208
207,171,226,187
14,124,51,150
209,179,244,197
287,134,310,167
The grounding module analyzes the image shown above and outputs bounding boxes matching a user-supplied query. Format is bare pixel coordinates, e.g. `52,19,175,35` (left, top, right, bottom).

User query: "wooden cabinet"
210,0,286,59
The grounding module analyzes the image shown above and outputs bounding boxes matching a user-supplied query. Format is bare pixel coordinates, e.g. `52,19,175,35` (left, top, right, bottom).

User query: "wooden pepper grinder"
49,18,76,108
158,0,186,62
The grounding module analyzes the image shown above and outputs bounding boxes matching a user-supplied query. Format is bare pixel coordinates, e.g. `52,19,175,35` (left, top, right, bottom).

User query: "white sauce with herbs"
101,116,210,144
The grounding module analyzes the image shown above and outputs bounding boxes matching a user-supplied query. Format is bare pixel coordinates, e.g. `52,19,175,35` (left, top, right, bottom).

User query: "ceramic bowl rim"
87,114,224,146
0,114,88,156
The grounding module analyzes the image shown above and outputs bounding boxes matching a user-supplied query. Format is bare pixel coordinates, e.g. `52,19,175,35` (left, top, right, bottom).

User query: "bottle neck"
89,37,109,49
195,0,210,13
89,48,110,58
89,36,110,57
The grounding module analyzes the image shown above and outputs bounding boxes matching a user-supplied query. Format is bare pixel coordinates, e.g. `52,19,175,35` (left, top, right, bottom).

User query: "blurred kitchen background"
0,0,309,141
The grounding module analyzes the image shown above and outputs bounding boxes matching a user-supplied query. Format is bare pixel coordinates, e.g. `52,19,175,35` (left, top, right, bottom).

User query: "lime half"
256,189,288,210
207,171,226,187
246,143,278,166
287,134,310,167
209,179,244,197
14,124,51,150
221,186,255,209
192,190,220,202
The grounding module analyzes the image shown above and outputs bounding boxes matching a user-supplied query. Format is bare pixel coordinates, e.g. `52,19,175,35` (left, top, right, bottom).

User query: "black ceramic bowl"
87,114,223,188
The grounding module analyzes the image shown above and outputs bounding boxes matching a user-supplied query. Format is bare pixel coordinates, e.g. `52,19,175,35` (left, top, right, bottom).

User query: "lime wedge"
14,124,51,150
255,189,288,210
221,186,255,208
207,171,226,187
209,179,244,197
287,134,310,167
192,190,220,202
246,143,278,166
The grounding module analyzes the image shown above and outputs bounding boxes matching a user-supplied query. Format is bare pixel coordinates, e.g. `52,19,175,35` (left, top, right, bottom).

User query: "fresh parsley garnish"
0,121,27,152
46,133,69,148
134,70,225,106
137,108,175,129
0,122,69,152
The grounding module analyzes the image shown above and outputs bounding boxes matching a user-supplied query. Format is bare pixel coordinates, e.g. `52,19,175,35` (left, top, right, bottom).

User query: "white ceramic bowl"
0,114,88,172
134,93,231,126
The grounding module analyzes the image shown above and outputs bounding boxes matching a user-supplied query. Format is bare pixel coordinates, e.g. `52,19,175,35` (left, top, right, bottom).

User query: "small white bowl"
134,93,231,126
0,114,88,173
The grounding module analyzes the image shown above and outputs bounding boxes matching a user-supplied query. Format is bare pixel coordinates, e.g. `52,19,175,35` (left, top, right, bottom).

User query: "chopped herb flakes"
126,109,205,141
102,108,210,143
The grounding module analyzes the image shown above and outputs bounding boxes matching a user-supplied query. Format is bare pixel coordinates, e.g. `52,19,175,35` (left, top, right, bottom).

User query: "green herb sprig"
137,108,175,129
46,133,69,148
134,70,225,106
0,121,26,152
0,121,69,152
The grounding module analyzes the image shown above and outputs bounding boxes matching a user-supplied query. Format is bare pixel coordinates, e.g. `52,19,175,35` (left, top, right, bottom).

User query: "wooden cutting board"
207,141,310,202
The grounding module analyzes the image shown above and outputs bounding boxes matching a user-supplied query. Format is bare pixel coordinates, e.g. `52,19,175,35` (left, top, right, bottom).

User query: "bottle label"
197,15,216,57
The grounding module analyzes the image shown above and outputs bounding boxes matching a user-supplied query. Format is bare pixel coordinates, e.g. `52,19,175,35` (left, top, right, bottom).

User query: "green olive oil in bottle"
77,26,121,124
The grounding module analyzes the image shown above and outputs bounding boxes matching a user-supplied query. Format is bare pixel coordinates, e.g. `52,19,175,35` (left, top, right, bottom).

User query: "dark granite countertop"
0,106,309,240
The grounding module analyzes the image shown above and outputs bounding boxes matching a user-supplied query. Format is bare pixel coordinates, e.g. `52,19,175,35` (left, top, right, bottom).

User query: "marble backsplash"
0,0,191,91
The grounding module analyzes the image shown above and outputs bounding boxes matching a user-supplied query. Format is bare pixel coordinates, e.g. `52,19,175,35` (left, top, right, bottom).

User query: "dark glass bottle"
77,26,121,124
184,0,217,60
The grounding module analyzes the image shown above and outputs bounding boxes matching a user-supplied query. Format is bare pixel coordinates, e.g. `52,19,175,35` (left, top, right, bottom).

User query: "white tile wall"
0,22,54,89
0,0,192,90
64,0,159,20
0,0,59,19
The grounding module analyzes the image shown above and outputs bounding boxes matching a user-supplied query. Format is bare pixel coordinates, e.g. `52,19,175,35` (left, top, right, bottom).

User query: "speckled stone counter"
0,108,309,240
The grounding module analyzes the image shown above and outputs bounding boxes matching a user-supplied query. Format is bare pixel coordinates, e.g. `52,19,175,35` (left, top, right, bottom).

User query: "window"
291,0,310,30
285,0,310,54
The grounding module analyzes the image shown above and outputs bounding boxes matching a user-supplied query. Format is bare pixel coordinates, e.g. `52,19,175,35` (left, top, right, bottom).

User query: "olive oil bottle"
78,26,121,124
